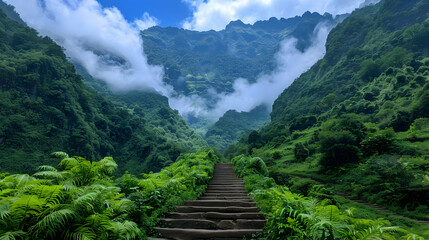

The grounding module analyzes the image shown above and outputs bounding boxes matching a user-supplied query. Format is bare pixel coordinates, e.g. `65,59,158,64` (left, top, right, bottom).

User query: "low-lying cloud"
168,23,332,120
6,0,367,123
210,24,331,118
182,0,378,31
6,0,169,94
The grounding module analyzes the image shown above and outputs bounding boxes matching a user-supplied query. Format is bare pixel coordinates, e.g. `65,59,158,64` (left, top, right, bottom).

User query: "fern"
29,209,77,238
29,185,64,206
108,221,142,240
0,231,27,240
9,195,44,228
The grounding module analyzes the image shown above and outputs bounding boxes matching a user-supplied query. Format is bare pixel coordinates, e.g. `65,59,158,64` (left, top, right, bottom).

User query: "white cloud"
135,12,159,31
5,0,167,94
168,23,332,122
5,0,366,124
183,0,372,31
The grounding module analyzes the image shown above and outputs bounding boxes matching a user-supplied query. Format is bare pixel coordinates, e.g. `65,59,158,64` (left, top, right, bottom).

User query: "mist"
169,24,332,121
210,24,331,119
6,0,343,123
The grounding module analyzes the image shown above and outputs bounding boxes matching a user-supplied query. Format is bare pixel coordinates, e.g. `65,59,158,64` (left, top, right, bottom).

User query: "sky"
95,0,375,31
96,0,192,28
4,0,377,121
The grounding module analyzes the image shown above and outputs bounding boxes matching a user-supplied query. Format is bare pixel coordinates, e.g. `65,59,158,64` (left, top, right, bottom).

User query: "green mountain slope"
0,6,200,174
142,12,343,98
141,12,345,148
205,105,270,151
74,65,208,152
225,0,429,221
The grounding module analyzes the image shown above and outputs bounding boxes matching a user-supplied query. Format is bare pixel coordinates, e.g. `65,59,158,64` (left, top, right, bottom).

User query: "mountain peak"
226,19,248,29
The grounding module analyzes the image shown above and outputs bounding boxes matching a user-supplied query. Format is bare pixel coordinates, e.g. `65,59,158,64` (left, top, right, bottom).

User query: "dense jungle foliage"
232,156,426,239
225,0,429,225
1,0,429,239
0,151,217,239
0,5,204,174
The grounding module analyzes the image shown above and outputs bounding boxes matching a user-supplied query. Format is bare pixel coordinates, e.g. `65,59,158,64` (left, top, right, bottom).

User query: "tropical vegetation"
0,151,217,239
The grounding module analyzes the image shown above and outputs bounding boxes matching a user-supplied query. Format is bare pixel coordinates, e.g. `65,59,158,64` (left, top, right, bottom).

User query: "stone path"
155,163,265,240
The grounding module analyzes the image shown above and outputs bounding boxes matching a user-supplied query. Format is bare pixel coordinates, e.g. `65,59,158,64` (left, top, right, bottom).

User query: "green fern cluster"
0,150,218,239
0,152,142,240
232,156,425,239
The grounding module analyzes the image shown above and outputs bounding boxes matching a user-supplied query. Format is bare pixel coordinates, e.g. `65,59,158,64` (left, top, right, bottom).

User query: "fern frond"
30,185,64,206
59,158,79,170
0,231,27,240
0,203,10,219
36,166,58,172
108,221,142,240
51,152,69,160
9,195,44,226
33,171,65,181
29,209,76,238
63,226,95,240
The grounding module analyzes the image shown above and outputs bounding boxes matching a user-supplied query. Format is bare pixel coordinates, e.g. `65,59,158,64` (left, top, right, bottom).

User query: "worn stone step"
161,219,218,229
161,219,265,230
198,196,252,201
166,212,265,220
154,228,263,240
184,200,256,207
206,186,245,190
206,185,244,187
176,206,259,213
203,193,249,197
204,190,247,194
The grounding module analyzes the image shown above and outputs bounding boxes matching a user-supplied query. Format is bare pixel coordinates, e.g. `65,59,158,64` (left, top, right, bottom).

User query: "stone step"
208,183,245,186
184,200,256,207
203,193,249,197
154,228,263,240
176,206,259,213
161,219,218,229
206,186,245,189
161,219,266,230
166,212,265,220
198,196,252,201
209,178,240,180
204,190,247,193
210,180,243,182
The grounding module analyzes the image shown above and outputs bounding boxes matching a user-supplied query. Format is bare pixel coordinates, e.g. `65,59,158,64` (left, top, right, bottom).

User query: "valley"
1,0,429,239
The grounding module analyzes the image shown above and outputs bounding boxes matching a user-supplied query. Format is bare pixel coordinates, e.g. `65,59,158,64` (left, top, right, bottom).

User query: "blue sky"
97,0,192,28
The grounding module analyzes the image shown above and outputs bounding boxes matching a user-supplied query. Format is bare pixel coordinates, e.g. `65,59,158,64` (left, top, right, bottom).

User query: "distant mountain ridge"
141,12,346,149
141,12,345,98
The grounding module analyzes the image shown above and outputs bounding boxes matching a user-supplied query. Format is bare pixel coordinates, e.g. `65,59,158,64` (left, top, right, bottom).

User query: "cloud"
5,0,362,125
135,12,159,31
183,0,373,31
173,23,332,120
5,0,168,94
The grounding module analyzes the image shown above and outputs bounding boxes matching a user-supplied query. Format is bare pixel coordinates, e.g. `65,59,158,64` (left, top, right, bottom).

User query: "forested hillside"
141,12,345,147
205,106,270,151
0,4,203,174
141,12,343,97
74,65,208,152
226,0,429,223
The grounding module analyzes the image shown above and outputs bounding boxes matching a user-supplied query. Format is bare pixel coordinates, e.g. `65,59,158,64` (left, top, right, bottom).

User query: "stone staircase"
154,163,265,240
